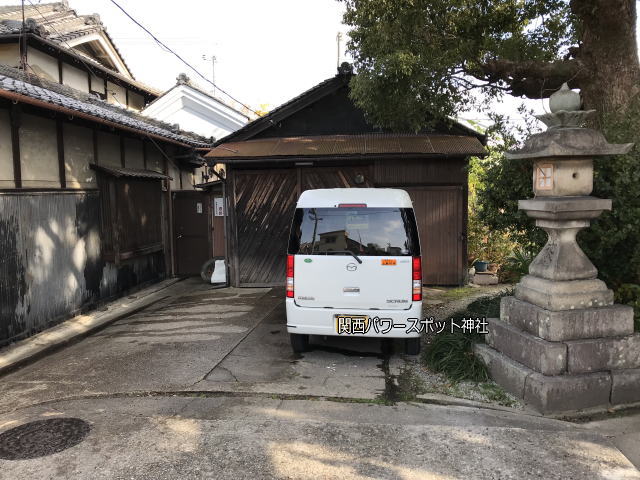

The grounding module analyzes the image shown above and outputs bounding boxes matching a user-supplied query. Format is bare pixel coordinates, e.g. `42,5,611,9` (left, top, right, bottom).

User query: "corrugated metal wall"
0,191,165,346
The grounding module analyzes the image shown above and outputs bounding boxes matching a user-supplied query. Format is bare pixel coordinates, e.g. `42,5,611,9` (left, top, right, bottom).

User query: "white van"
285,188,423,355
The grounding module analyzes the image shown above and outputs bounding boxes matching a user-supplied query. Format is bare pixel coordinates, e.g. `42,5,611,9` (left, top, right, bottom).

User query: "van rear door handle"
343,287,360,293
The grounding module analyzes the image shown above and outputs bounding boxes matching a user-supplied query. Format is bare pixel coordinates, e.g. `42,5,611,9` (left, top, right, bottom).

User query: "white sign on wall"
214,197,225,216
196,202,203,214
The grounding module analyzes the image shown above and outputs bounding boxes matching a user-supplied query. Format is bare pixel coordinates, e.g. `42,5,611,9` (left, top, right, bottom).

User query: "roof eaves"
0,65,213,148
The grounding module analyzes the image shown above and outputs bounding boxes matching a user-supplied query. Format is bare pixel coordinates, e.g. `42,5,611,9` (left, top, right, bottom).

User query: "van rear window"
288,208,420,256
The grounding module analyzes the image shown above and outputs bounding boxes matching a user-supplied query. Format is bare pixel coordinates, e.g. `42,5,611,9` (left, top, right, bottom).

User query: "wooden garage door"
232,166,373,286
405,186,465,285
233,170,299,286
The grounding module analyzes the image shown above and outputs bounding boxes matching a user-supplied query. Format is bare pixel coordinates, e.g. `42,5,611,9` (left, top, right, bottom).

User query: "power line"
107,0,261,118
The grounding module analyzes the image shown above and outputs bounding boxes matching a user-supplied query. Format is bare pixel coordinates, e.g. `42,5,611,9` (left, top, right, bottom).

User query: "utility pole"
336,32,343,69
19,0,27,71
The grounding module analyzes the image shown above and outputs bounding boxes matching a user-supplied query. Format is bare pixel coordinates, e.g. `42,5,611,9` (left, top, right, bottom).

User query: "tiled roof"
206,134,486,161
0,64,212,148
91,165,171,180
0,1,139,85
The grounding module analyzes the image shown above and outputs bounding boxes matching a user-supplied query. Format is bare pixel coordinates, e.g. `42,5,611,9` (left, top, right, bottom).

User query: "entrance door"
173,191,210,275
405,186,465,285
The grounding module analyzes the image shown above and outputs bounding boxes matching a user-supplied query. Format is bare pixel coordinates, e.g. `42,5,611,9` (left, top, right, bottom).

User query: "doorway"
173,191,211,276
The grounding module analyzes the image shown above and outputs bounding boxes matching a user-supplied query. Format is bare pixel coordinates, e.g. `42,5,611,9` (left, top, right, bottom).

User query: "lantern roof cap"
506,83,634,160
506,127,633,160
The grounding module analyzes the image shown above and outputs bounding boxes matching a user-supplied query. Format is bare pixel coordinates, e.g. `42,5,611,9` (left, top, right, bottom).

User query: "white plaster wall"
20,114,59,188
124,138,144,169
128,91,145,111
0,109,14,188
62,63,89,93
106,81,127,108
0,44,19,68
180,168,195,190
28,49,59,82
142,85,249,140
63,123,96,189
90,75,105,94
97,131,121,168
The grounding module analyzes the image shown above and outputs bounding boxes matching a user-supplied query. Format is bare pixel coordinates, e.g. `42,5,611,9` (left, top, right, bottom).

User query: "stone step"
565,334,640,373
501,296,634,341
486,318,567,375
472,273,498,285
475,344,616,414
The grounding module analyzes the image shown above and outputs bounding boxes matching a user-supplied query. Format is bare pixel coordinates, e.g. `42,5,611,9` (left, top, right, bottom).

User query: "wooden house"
205,65,486,288
0,3,220,346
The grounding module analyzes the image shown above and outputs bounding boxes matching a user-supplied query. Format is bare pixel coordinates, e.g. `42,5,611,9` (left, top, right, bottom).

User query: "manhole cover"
0,418,91,460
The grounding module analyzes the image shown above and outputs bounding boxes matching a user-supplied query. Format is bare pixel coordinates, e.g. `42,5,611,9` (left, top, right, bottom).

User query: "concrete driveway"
0,278,638,479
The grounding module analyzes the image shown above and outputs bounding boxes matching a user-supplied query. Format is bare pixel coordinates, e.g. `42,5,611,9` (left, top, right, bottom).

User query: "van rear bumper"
286,299,422,338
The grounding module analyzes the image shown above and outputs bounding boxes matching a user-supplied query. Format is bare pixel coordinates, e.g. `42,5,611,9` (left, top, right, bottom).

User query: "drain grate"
0,418,91,460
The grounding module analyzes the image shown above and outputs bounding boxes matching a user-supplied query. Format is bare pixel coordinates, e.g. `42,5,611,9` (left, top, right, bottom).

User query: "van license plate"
335,315,369,334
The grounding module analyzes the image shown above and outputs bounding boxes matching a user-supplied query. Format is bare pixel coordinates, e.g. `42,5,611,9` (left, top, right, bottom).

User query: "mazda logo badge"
346,263,357,271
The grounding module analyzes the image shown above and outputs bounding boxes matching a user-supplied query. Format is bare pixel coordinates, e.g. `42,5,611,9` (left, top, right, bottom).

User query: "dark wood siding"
405,186,465,285
230,161,468,287
232,169,298,286
231,165,374,286
373,158,467,185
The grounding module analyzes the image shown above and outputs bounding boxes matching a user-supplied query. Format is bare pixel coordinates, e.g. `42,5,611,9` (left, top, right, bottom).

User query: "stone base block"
487,318,566,375
472,273,498,285
611,369,640,405
524,370,611,415
501,296,634,341
474,343,530,398
516,275,613,311
476,343,612,414
565,334,640,373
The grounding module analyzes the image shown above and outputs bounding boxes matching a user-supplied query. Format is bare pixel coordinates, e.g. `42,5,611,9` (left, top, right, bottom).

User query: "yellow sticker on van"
381,259,397,266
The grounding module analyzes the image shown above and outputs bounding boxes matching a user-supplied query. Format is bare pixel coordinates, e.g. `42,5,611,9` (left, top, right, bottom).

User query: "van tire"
290,333,310,353
405,338,421,355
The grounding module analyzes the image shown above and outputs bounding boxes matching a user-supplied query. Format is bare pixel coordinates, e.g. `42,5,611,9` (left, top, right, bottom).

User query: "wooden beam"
10,103,21,188
58,58,63,84
56,120,66,188
120,135,125,167
142,140,148,170
93,129,99,165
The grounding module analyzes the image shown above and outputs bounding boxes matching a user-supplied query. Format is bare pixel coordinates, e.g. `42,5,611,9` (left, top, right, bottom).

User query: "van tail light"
286,254,295,298
412,256,422,301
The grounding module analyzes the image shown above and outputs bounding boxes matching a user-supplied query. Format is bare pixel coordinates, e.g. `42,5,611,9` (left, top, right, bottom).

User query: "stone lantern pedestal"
475,84,640,414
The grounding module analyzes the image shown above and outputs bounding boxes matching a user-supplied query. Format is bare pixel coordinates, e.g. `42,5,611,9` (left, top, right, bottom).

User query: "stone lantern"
475,84,640,414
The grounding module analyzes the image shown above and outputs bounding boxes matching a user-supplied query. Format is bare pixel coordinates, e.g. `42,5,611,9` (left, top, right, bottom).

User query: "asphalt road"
0,279,638,479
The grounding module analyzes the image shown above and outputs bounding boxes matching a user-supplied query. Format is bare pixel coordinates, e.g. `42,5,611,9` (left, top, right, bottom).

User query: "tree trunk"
572,0,640,118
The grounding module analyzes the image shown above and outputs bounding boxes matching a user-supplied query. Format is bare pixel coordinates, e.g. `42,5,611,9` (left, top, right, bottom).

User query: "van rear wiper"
325,250,363,264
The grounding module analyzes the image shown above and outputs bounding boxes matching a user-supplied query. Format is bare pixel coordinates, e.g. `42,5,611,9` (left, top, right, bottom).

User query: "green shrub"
422,291,512,382
501,248,535,283
614,284,640,331
422,333,489,382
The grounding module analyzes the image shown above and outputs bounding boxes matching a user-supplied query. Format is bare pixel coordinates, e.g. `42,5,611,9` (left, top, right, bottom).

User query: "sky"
67,0,352,114
58,0,544,126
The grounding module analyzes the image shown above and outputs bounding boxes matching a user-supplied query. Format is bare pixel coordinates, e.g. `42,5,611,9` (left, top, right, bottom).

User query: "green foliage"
342,0,574,131
468,155,517,266
502,248,535,282
423,333,489,382
423,291,511,381
614,284,640,331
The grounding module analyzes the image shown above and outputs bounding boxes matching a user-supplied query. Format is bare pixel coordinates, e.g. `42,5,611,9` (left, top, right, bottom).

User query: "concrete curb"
413,392,539,416
0,278,183,377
